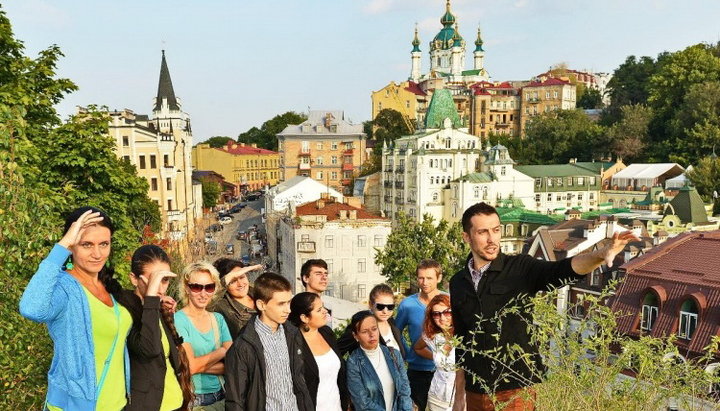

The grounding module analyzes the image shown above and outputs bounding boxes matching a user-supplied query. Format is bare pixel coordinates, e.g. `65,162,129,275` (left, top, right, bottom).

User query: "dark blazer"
337,313,406,359
224,316,314,411
299,325,350,410
450,252,581,394
115,290,182,411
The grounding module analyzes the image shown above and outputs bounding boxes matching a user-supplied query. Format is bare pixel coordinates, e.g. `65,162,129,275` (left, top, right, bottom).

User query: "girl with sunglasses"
413,294,465,411
338,284,406,359
121,244,194,411
174,262,232,410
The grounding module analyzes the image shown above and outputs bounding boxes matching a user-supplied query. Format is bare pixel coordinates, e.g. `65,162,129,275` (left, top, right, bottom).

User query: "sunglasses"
431,309,452,319
375,303,395,311
187,283,216,293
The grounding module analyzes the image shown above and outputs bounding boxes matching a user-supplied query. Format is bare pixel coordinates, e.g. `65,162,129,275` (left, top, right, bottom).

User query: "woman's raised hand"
58,210,104,249
143,270,177,297
223,264,262,286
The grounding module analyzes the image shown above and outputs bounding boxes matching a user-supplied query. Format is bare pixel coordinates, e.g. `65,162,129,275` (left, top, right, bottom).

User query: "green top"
159,319,184,411
47,287,133,411
425,89,462,129
174,311,231,394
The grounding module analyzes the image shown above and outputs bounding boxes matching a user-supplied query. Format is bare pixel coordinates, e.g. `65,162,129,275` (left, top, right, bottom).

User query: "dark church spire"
154,50,180,111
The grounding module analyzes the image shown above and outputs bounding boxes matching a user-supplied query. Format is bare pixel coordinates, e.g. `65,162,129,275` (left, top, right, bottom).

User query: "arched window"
430,177,435,184
474,186,480,198
432,192,439,202
678,299,698,339
641,293,659,331
521,224,529,236
482,186,489,200
505,224,513,236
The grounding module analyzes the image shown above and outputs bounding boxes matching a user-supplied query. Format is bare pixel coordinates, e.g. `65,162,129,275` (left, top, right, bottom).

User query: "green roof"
496,207,558,225
462,69,482,76
580,208,631,219
425,89,462,129
573,162,613,173
455,172,494,183
665,185,708,224
515,164,597,178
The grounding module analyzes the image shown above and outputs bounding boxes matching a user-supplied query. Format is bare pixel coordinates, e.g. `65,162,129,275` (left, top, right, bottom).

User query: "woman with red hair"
413,294,465,411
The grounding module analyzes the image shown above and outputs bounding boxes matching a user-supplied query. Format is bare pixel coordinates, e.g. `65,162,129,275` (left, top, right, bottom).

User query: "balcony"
297,241,316,253
341,178,352,186
384,167,394,172
383,181,393,188
342,163,354,171
396,167,405,173
395,197,404,204
495,122,510,127
406,198,416,204
527,97,539,103
384,195,393,203
298,150,311,156
343,148,354,155
395,181,404,189
298,163,311,170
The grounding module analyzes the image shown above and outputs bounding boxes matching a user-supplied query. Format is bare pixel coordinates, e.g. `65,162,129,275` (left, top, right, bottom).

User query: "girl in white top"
414,294,466,411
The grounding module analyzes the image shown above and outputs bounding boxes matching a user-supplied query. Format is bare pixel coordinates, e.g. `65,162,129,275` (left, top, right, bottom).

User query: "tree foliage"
576,87,603,109
201,180,221,209
360,109,412,177
607,104,653,163
374,212,469,288
200,135,234,148
237,111,307,151
686,155,720,208
602,55,662,125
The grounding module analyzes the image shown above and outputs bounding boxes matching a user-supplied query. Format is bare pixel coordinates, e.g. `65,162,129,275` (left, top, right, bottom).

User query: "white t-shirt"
314,349,342,411
362,346,395,411
423,333,456,405
381,328,401,353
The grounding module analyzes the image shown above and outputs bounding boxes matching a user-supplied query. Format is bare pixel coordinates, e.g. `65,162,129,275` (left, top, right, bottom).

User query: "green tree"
686,155,720,214
200,135,234,148
607,104,653,162
601,55,662,125
666,80,720,164
516,109,607,164
577,87,604,109
237,111,307,151
374,212,468,288
201,180,221,209
373,108,413,146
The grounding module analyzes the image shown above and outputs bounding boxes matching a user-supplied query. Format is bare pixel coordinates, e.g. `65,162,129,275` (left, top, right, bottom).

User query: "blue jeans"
193,389,225,407
407,369,434,410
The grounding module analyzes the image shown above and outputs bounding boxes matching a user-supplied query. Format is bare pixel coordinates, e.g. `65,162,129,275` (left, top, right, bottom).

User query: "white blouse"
362,346,395,411
423,333,457,405
314,349,342,411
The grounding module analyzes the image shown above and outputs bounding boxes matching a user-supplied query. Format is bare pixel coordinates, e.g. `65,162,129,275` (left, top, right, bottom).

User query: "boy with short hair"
225,272,313,411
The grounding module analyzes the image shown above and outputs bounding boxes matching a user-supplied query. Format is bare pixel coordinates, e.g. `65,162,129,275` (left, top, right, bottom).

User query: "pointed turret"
440,0,456,27
154,50,180,112
425,89,461,129
474,26,484,52
411,25,421,52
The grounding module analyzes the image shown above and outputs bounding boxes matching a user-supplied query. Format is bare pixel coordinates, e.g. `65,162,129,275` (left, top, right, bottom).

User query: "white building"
277,196,391,303
445,144,535,221
381,89,483,222
264,175,344,214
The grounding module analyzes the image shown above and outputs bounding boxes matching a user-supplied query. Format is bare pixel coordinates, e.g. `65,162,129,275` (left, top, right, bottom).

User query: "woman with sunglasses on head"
20,207,132,410
211,258,262,341
338,284,406,358
174,262,232,410
119,244,193,410
289,292,350,411
413,294,465,411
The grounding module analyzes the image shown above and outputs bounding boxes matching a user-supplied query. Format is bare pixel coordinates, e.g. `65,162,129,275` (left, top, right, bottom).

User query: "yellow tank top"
159,319,184,411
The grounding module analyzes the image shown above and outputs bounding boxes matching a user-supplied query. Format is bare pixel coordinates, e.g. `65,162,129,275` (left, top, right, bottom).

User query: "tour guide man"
450,202,638,411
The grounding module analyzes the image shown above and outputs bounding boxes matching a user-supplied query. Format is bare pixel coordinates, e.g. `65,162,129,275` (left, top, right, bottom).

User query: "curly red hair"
422,294,453,339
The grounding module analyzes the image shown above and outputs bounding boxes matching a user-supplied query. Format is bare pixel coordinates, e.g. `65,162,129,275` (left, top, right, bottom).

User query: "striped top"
254,317,298,411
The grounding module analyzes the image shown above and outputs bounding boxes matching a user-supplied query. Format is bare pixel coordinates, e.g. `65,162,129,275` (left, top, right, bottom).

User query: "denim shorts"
193,389,225,407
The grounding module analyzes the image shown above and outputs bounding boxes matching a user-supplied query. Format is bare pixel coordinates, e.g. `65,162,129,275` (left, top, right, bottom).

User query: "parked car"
205,240,218,255
225,243,234,255
235,230,247,241
230,204,247,213
208,223,223,232
219,216,232,225
245,193,260,201
218,212,233,220
241,254,250,265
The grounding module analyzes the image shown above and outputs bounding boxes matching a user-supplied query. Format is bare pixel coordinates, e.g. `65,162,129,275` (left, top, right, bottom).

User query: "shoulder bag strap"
96,295,121,399
210,313,226,391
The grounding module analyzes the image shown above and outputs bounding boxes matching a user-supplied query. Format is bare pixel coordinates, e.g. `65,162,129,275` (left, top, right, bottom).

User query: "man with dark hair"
451,202,637,411
396,258,444,410
299,259,329,294
225,272,313,411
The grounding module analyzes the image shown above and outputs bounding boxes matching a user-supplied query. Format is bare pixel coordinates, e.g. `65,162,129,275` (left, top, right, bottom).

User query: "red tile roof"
219,141,277,155
404,81,427,96
295,200,386,221
523,77,572,88
610,230,720,357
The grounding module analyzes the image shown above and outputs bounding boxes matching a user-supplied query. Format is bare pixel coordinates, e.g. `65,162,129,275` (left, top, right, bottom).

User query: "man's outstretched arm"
570,231,640,275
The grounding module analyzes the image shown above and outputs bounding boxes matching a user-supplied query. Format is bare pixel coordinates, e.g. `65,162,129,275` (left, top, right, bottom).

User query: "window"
164,154,170,167
432,192,439,202
547,178,553,187
590,271,602,287
501,166,506,176
521,224,529,236
357,235,366,247
166,178,172,190
641,293,659,332
577,177,584,185
589,177,596,185
331,141,338,150
505,224,513,236
316,157,323,165
567,177,573,186
301,141,309,153
316,171,323,180
325,235,334,248
578,193,584,201
331,156,338,165
358,284,367,298
139,155,146,169
151,178,158,191
301,234,310,242
122,136,129,146
331,172,338,180
535,178,542,188
122,155,130,162
589,193,595,200
167,199,173,210
149,155,156,169
358,258,366,273
547,193,552,201
474,186,480,198
316,142,323,150
374,235,383,247
678,299,698,339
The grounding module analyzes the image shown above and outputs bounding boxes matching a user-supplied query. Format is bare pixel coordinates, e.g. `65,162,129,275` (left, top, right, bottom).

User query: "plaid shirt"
468,258,491,290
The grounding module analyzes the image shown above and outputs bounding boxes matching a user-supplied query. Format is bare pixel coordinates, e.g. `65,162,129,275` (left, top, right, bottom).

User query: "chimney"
320,192,329,200
339,210,348,220
347,197,362,208
349,210,357,220
316,199,325,209
251,143,257,148
231,143,238,149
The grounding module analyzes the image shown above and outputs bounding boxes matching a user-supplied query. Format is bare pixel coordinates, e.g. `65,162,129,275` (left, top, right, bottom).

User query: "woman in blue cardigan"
346,311,412,411
20,207,132,410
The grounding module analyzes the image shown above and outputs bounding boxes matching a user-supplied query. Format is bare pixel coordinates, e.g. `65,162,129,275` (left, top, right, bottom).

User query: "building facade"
277,110,366,195
276,197,391,302
192,141,280,192
108,51,200,239
515,162,603,214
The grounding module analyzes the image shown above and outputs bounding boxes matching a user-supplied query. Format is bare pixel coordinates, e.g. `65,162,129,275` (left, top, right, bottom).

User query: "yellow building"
470,81,522,138
107,51,201,240
520,77,576,132
371,81,426,130
277,111,366,195
192,141,280,191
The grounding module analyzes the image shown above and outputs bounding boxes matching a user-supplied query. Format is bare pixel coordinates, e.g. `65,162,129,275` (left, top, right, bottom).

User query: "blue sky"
4,0,720,144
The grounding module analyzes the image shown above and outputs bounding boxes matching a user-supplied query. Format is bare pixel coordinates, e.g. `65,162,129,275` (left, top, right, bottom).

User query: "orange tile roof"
218,141,277,155
295,200,386,221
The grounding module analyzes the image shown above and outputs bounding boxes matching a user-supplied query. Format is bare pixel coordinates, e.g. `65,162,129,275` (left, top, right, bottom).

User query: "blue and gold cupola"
474,26,484,52
431,0,463,51
411,25,421,52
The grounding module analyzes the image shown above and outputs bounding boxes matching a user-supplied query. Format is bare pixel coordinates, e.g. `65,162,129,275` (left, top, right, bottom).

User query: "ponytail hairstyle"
130,244,194,408
63,206,122,294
